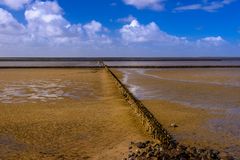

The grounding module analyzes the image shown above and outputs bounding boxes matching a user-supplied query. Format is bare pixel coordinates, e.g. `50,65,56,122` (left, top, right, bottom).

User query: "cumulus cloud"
175,0,235,12
83,20,111,44
25,1,68,37
123,0,165,11
0,1,237,56
0,0,31,10
0,8,26,46
0,0,111,55
119,19,187,44
0,8,25,34
118,19,232,56
23,1,111,46
197,36,226,46
83,20,104,36
24,1,81,44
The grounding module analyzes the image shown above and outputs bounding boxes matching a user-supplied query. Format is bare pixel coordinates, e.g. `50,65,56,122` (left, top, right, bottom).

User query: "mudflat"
114,68,240,158
0,69,151,159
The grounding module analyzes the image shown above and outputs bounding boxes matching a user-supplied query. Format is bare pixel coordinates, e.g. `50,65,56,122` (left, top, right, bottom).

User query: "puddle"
0,80,97,104
209,115,240,139
0,135,27,152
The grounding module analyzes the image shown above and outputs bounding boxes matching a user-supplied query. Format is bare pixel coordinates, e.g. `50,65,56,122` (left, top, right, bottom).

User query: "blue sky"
0,0,239,57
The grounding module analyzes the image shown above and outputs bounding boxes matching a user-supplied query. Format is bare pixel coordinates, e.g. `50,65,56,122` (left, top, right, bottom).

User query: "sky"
0,0,239,57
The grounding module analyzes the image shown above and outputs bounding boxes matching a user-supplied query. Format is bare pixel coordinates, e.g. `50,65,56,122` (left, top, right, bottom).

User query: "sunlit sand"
0,69,151,159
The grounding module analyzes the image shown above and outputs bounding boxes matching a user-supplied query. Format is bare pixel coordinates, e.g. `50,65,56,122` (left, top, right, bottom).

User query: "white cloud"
0,8,26,46
118,19,231,56
117,15,136,23
197,36,226,46
119,19,187,44
0,1,238,57
83,20,103,35
0,0,112,53
25,1,71,38
23,1,111,46
83,20,112,44
175,4,202,11
123,0,165,11
0,0,31,10
0,8,25,34
175,0,235,12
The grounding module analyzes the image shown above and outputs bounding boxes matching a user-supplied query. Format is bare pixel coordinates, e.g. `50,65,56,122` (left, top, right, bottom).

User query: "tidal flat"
114,68,240,158
0,69,151,159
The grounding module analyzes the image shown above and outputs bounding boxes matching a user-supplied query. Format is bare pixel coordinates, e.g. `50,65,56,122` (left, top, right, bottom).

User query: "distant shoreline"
0,66,240,68
0,57,240,61
0,58,240,68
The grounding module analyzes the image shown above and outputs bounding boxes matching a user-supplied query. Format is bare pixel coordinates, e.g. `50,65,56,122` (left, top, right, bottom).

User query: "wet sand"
0,69,152,159
114,68,240,158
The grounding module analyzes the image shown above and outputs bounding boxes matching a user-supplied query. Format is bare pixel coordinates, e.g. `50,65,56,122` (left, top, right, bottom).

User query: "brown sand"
143,100,240,154
0,69,152,160
113,68,240,158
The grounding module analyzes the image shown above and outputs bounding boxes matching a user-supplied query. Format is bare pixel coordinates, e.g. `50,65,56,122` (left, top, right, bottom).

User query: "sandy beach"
0,69,152,159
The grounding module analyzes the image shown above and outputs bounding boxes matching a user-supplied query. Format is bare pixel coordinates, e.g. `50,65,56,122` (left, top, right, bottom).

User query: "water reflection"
0,80,97,103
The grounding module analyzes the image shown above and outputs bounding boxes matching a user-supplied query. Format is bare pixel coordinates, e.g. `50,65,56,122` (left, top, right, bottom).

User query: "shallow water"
105,60,240,67
0,61,101,67
119,68,240,109
0,80,98,104
0,60,240,67
117,68,240,157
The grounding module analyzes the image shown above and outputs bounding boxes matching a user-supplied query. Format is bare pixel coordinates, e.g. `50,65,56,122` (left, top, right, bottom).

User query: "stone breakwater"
103,65,235,160
104,65,175,146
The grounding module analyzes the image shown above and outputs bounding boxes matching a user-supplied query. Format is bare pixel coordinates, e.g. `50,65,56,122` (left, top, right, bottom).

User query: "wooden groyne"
103,63,177,147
